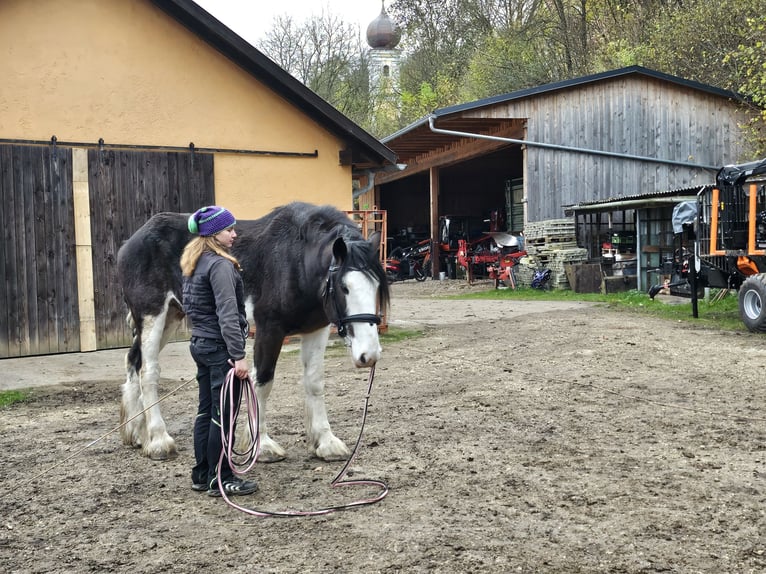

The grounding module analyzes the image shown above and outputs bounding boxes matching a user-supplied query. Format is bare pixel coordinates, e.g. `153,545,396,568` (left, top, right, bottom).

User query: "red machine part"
457,238,527,285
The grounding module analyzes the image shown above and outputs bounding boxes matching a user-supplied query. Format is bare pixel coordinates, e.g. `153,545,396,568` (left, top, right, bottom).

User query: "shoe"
207,477,259,497
191,482,208,492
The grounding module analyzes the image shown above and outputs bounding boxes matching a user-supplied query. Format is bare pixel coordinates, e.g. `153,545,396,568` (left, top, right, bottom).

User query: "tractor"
649,157,766,332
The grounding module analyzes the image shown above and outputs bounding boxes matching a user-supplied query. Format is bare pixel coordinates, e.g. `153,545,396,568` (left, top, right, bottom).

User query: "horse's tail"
125,310,143,375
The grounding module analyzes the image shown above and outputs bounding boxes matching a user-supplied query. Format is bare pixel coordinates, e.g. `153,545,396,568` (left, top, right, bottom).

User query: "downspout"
353,170,375,200
353,163,407,200
427,115,719,171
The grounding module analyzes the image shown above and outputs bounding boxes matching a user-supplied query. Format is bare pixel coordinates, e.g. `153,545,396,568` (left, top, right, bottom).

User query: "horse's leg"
302,326,350,461
120,311,145,449
136,296,181,460
252,330,287,462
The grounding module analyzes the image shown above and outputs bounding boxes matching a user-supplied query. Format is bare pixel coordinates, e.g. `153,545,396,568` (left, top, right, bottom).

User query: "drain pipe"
427,115,718,171
353,169,376,200
353,163,408,200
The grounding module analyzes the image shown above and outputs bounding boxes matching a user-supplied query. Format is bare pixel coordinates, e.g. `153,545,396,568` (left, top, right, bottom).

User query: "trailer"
649,157,766,331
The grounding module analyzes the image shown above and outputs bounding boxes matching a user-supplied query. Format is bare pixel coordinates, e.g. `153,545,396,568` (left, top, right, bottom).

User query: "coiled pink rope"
216,365,389,517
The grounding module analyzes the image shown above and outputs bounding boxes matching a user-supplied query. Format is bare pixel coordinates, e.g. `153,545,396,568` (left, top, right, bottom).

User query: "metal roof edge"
380,116,430,144
564,185,713,212
432,66,745,118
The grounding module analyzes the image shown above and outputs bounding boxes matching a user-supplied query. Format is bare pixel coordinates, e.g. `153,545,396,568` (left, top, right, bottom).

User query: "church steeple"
366,1,401,50
365,1,401,111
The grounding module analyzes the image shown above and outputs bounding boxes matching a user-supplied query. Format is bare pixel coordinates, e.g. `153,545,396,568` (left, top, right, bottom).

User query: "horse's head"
325,231,390,368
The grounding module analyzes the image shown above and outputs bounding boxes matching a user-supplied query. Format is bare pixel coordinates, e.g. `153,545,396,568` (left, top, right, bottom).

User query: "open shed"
363,66,752,279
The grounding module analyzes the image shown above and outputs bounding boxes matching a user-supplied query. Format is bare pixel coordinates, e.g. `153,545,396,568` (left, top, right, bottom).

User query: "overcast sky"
193,0,385,45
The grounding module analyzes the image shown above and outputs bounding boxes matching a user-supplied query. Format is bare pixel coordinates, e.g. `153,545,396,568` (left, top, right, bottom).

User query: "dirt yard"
2,279,766,573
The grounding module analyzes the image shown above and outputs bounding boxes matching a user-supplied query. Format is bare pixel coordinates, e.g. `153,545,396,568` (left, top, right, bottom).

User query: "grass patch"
321,327,425,357
380,326,425,343
0,389,30,408
446,286,745,331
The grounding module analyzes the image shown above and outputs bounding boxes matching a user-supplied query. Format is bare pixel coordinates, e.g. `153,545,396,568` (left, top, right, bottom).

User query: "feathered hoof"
143,435,177,461
257,450,287,463
257,434,287,463
314,437,351,462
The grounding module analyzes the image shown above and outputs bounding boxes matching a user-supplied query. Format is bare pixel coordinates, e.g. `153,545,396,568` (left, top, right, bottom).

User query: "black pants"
189,336,242,487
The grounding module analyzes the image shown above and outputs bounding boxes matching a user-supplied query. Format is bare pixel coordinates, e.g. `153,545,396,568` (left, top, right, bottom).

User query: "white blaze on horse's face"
343,269,382,368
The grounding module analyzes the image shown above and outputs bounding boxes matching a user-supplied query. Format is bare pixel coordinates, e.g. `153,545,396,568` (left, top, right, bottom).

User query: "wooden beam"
72,148,97,352
378,125,524,185
430,166,440,277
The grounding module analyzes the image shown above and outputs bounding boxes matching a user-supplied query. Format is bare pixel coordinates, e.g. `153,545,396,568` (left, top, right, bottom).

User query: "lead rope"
217,365,388,517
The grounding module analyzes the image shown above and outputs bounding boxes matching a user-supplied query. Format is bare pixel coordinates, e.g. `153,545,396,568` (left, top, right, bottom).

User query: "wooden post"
72,148,97,351
429,166,440,278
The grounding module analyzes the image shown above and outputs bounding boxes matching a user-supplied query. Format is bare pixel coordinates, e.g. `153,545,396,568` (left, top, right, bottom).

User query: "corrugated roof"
564,185,712,212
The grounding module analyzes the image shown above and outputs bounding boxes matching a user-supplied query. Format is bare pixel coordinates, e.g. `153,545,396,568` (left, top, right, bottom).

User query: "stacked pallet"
519,218,588,289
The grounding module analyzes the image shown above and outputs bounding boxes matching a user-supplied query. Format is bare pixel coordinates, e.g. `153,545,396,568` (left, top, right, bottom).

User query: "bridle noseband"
327,261,381,338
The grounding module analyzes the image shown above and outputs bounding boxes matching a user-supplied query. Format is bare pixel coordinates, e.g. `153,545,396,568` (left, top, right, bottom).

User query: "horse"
116,202,390,461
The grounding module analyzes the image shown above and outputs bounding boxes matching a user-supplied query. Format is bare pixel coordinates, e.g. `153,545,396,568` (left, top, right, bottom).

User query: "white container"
439,271,447,281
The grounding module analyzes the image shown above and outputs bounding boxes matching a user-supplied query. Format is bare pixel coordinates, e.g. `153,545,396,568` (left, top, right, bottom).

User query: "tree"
258,11,372,129
639,0,763,89
461,22,556,100
390,0,495,113
724,15,766,157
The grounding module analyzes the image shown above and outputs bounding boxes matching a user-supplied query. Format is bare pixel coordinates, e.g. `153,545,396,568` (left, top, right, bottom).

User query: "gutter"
427,115,719,171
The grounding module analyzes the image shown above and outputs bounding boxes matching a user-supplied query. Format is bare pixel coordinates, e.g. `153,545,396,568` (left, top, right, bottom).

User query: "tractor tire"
739,274,766,332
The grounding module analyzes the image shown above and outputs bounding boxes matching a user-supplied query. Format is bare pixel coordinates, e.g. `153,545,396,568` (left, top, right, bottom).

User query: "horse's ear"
332,236,348,262
367,231,381,252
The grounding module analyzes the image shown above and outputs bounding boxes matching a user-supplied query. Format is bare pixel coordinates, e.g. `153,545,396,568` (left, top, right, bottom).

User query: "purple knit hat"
187,206,236,237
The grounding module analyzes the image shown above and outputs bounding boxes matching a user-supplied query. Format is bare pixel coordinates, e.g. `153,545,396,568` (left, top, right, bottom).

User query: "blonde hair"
181,235,241,277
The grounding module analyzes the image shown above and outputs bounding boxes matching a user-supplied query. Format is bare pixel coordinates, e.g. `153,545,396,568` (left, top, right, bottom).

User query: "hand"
232,358,250,380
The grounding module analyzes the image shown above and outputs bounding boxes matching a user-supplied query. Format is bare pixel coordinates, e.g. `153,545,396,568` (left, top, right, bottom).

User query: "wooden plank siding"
88,149,214,350
0,144,79,358
0,144,213,358
463,76,748,221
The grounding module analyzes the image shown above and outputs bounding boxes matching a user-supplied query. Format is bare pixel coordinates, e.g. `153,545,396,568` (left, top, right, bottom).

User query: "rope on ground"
2,376,197,502
217,365,389,517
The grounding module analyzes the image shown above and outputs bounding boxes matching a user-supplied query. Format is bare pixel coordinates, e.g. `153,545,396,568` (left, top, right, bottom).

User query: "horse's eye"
341,284,349,295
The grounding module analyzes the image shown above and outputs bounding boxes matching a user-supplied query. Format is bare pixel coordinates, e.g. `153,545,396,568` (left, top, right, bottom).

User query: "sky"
193,0,386,46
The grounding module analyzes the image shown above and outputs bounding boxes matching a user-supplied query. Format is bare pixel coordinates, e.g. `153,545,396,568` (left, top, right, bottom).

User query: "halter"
327,260,381,338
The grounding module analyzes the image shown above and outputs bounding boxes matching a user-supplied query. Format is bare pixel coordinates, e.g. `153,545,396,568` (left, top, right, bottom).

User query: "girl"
181,206,258,497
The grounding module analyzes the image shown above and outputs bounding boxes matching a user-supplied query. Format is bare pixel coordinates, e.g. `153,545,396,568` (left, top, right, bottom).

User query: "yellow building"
0,0,395,357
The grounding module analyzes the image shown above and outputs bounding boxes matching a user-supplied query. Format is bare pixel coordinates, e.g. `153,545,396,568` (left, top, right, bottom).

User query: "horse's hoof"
143,436,177,461
257,452,287,463
258,435,287,462
149,452,169,461
317,452,349,462
315,441,351,462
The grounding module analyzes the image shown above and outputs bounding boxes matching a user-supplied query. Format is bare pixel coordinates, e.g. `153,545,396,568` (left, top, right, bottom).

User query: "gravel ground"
2,278,766,573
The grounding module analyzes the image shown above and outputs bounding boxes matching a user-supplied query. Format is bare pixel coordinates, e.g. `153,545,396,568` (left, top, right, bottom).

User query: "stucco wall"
0,0,352,216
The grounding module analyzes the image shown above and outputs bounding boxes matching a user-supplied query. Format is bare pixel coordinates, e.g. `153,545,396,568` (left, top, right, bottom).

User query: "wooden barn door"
88,148,214,350
0,144,80,358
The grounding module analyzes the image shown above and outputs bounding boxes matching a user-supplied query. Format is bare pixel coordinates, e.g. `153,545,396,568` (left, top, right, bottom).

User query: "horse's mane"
289,203,390,312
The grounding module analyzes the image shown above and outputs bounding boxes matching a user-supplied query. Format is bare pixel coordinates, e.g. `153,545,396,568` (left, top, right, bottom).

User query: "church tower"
366,1,401,103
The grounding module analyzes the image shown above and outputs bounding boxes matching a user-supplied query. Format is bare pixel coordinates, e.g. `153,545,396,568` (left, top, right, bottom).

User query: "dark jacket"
182,251,248,360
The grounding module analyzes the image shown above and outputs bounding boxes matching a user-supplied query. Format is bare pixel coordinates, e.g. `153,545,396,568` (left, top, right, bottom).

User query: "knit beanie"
187,206,236,237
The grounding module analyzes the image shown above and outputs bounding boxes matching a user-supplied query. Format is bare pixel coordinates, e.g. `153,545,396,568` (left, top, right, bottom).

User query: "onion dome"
366,3,401,49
